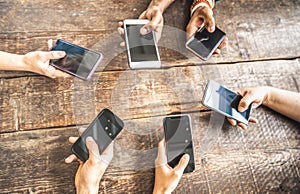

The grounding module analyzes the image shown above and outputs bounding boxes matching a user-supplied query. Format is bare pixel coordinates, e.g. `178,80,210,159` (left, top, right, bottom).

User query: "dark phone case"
202,80,252,125
186,26,226,60
71,109,124,162
50,39,102,81
163,115,195,173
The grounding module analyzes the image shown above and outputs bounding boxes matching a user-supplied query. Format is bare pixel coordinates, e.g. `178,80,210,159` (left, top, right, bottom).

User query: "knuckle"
240,101,247,107
173,170,181,178
35,52,43,60
89,157,102,166
151,6,161,13
155,157,163,166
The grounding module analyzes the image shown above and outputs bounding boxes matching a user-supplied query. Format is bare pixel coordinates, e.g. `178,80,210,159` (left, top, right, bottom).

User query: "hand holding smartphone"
50,39,103,80
71,109,124,162
123,19,161,69
186,26,226,61
202,80,252,125
163,115,195,173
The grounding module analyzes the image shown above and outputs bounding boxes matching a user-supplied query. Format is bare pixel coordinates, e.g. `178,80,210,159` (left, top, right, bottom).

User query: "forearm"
264,87,300,122
148,0,175,13
76,185,99,194
0,51,28,71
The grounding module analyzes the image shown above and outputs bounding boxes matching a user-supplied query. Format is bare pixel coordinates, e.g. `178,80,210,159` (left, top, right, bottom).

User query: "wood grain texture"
0,0,299,193
1,59,299,133
0,111,299,193
0,0,299,77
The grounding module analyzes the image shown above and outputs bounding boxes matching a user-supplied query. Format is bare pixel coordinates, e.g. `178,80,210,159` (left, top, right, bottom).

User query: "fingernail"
210,26,215,32
183,154,190,160
65,157,71,163
86,136,93,142
140,27,148,35
58,51,66,56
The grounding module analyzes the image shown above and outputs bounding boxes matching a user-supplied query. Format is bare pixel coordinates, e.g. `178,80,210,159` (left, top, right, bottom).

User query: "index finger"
65,154,81,164
68,136,79,144
186,16,203,39
201,8,215,32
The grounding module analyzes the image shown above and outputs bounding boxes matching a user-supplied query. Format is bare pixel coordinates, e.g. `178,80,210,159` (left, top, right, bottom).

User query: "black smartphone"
186,26,226,60
202,80,252,125
50,39,102,80
71,109,124,162
163,115,195,173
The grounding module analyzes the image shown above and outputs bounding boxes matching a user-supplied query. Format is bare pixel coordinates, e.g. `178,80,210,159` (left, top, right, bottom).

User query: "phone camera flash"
105,126,108,130
186,128,189,131
109,133,112,136
108,120,111,122
185,140,188,143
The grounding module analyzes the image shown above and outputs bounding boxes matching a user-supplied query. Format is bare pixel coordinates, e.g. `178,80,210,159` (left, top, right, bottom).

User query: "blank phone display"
125,24,159,62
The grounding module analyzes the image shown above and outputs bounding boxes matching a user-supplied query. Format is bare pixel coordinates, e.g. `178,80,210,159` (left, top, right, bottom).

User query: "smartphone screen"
164,115,195,173
186,26,226,60
202,80,252,124
125,24,159,62
72,109,124,162
50,39,102,80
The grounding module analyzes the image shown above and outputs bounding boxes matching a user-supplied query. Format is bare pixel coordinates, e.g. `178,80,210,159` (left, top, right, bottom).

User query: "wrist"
76,184,99,194
20,54,33,72
262,86,272,106
153,185,171,194
190,0,214,16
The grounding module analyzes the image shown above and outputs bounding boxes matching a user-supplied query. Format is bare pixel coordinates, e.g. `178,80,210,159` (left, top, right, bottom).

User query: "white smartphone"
123,19,161,69
202,80,252,125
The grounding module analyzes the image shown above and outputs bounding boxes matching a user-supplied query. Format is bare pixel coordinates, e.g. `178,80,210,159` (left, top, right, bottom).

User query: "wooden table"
0,0,299,193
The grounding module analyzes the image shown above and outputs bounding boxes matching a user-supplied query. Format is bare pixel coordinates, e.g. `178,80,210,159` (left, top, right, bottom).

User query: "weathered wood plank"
0,0,299,76
0,111,299,193
0,59,299,133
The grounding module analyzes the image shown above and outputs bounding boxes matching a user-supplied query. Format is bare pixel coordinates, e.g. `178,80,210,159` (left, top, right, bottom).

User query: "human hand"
138,5,164,39
117,5,163,47
65,129,113,194
227,86,270,130
153,139,190,194
186,6,227,54
22,40,70,78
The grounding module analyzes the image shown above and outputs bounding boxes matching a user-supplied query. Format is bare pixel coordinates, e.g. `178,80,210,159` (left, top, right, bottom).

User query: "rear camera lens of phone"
108,119,111,123
105,126,108,130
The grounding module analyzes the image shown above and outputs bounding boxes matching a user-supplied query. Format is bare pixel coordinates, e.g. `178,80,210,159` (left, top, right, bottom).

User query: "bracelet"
190,0,214,16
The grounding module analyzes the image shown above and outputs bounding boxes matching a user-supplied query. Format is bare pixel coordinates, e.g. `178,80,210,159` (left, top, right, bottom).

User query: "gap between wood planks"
1,57,299,80
0,109,213,134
